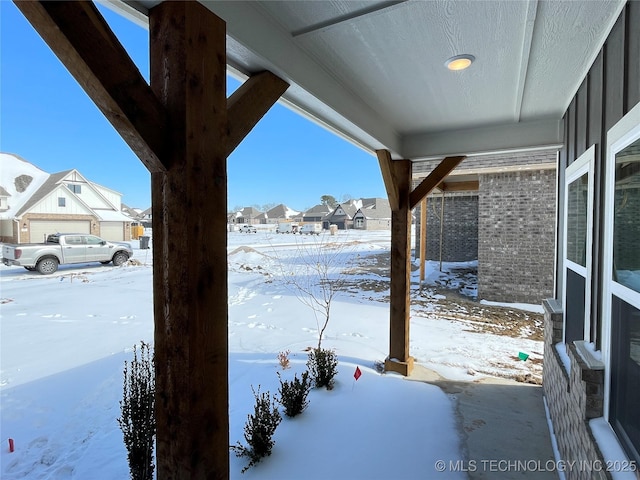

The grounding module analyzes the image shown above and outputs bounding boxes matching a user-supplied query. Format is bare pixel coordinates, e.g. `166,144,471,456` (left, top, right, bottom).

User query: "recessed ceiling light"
445,54,475,71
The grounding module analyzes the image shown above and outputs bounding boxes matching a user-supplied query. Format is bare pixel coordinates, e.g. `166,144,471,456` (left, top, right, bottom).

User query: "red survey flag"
354,366,362,381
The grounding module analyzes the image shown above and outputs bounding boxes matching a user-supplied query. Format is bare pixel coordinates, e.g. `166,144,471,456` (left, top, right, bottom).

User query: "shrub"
117,342,156,480
231,386,282,473
277,371,311,417
307,348,338,390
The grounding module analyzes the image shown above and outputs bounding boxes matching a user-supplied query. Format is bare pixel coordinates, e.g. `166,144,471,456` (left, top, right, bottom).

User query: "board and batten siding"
558,0,640,348
92,184,122,210
72,185,115,210
546,4,640,475
30,187,94,216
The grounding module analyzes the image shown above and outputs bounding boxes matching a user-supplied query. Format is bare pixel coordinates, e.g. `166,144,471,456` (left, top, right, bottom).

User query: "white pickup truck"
2,233,133,275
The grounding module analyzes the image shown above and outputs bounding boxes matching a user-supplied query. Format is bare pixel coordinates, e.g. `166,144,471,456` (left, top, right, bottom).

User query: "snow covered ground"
1,229,544,479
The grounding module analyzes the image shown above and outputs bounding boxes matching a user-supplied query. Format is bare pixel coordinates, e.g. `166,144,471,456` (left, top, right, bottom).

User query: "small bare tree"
274,235,352,350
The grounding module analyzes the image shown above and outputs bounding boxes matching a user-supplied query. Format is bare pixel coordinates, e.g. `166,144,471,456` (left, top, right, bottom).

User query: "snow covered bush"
277,370,311,417
117,341,156,480
307,348,338,390
232,386,282,473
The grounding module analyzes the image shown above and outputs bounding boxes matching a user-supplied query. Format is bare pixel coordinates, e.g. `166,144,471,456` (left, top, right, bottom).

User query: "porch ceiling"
108,0,625,161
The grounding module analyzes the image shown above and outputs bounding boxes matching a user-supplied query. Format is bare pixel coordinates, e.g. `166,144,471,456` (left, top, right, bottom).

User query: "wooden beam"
441,180,479,192
227,71,289,156
15,1,168,173
376,149,400,210
419,197,427,283
409,156,466,208
383,158,414,376
150,2,229,477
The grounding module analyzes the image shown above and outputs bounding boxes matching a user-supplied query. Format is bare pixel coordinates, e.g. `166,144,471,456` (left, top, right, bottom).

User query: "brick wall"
543,300,610,480
478,169,557,303
416,193,478,262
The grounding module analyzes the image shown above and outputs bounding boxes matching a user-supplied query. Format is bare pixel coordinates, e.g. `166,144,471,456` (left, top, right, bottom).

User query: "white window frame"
563,145,595,343
602,101,640,419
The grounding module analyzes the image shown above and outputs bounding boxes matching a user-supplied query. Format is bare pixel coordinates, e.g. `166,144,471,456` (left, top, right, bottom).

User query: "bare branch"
270,235,355,350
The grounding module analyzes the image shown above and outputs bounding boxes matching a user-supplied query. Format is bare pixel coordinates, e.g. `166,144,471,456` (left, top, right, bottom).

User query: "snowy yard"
0,229,544,479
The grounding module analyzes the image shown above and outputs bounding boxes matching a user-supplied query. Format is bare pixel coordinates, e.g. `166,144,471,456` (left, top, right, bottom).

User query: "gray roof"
121,203,143,219
341,198,392,219
266,203,298,219
328,203,358,219
239,206,263,218
303,204,332,215
0,186,11,197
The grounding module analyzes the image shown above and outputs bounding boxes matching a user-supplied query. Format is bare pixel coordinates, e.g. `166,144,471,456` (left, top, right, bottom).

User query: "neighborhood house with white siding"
0,153,133,243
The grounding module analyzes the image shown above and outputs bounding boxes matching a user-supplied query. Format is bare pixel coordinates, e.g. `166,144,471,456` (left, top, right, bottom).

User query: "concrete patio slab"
410,364,559,479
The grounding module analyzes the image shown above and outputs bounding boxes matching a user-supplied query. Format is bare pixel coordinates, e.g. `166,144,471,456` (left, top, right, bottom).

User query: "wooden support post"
439,191,445,271
376,150,414,376
149,6,286,477
17,1,288,477
149,3,229,478
419,197,427,283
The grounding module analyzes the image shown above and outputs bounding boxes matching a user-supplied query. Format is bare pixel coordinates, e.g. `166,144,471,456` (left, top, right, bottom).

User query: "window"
58,197,66,207
567,173,588,267
84,235,103,245
563,145,594,344
604,102,640,465
67,184,81,194
612,137,640,293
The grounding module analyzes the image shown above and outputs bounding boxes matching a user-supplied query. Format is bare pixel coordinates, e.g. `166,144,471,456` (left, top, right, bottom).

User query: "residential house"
227,211,239,226
352,198,391,230
0,153,132,243
323,200,360,230
121,203,144,222
235,206,263,225
265,204,299,224
301,204,332,223
413,149,557,304
138,207,152,228
121,204,147,238
0,186,10,212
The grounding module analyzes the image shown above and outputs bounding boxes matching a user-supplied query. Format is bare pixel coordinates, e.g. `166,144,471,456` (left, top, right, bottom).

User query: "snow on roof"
285,206,300,217
94,209,134,222
0,153,50,220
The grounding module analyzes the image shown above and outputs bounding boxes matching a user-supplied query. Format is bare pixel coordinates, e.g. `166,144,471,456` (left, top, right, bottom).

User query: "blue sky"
0,2,387,212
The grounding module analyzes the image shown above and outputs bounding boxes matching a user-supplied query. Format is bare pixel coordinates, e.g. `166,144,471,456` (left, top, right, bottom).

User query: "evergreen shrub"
232,386,282,473
307,348,338,390
117,342,156,480
277,371,311,417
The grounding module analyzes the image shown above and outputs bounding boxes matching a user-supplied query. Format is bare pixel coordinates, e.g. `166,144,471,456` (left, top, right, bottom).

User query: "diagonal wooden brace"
15,1,168,172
